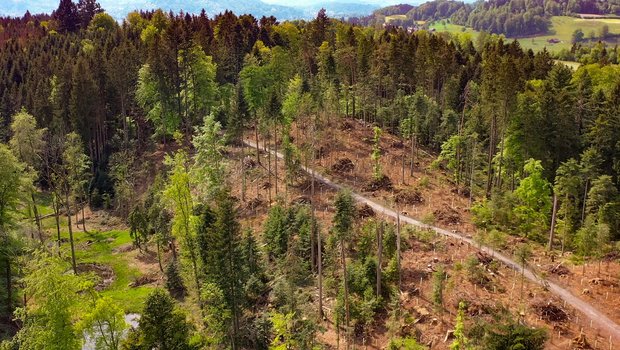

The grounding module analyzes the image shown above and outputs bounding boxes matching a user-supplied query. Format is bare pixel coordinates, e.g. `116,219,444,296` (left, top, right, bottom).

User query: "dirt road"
243,138,620,342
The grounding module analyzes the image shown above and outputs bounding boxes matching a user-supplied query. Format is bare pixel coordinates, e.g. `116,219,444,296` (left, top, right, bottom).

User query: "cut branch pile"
364,174,393,192
531,299,568,322
331,158,355,173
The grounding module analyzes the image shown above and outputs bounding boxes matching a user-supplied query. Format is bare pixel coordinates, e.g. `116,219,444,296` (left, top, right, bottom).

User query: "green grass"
428,22,480,39
429,16,620,54
519,16,620,53
68,229,154,313
29,192,155,313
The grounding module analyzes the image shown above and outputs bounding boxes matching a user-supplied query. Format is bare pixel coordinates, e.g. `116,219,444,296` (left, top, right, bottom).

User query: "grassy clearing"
428,22,479,38
31,193,155,313
68,229,153,313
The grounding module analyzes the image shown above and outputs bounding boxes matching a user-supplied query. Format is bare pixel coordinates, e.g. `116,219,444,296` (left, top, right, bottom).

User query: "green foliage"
333,190,355,242
164,261,186,298
371,126,383,180
13,251,86,350
575,217,610,260
88,13,117,32
387,337,426,350
0,144,29,228
432,265,445,311
282,133,302,186
513,159,551,240
263,204,295,259
479,321,547,350
108,150,138,216
450,301,471,350
136,43,217,139
191,114,227,201
464,257,491,288
268,311,318,350
200,283,231,347
77,295,127,350
62,132,92,207
9,109,46,172
128,204,149,250
128,289,192,350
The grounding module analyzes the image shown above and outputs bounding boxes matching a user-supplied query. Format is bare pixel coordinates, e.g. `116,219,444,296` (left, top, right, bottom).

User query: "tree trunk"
81,204,87,233
66,192,78,275
401,137,406,185
241,145,246,202
581,180,589,224
254,119,261,165
397,211,402,290
486,116,496,197
266,127,272,203
520,264,525,301
410,134,415,177
549,193,558,251
156,240,163,272
53,195,62,255
5,256,11,314
317,207,323,320
376,221,383,298
340,240,350,347
274,121,278,197
31,192,43,244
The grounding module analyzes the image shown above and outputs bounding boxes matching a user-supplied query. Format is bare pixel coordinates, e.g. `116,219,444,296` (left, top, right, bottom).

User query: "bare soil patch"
77,263,115,290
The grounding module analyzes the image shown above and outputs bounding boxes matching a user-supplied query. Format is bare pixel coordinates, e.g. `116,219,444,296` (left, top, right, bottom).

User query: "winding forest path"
243,138,620,342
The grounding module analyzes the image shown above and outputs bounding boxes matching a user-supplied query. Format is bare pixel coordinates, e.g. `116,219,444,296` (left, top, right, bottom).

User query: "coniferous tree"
54,0,79,33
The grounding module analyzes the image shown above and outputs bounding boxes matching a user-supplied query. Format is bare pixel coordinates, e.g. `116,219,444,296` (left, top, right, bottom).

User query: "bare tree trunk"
267,129,272,203
54,195,62,255
341,240,350,348
156,240,163,272
486,114,497,197
254,119,261,165
581,180,589,224
81,204,87,233
376,221,383,297
274,121,278,197
410,134,415,177
5,256,11,314
31,192,43,243
241,145,246,202
317,207,323,319
397,211,402,290
401,137,406,185
65,192,78,275
549,193,558,251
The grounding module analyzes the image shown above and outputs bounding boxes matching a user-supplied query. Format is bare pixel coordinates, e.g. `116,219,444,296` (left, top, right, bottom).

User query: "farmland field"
429,16,620,53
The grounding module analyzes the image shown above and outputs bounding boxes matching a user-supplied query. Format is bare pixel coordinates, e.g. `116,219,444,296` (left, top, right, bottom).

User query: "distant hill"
353,0,620,38
0,0,380,20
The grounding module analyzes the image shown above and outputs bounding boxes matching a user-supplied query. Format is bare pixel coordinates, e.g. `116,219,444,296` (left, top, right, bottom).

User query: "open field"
429,16,620,53
385,14,407,23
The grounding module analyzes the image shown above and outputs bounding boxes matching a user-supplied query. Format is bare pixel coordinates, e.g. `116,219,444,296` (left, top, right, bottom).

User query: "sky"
0,0,415,18
262,0,406,5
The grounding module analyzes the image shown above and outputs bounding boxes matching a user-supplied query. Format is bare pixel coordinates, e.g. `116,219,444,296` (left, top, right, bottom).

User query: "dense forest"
1,0,620,348
351,0,620,37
